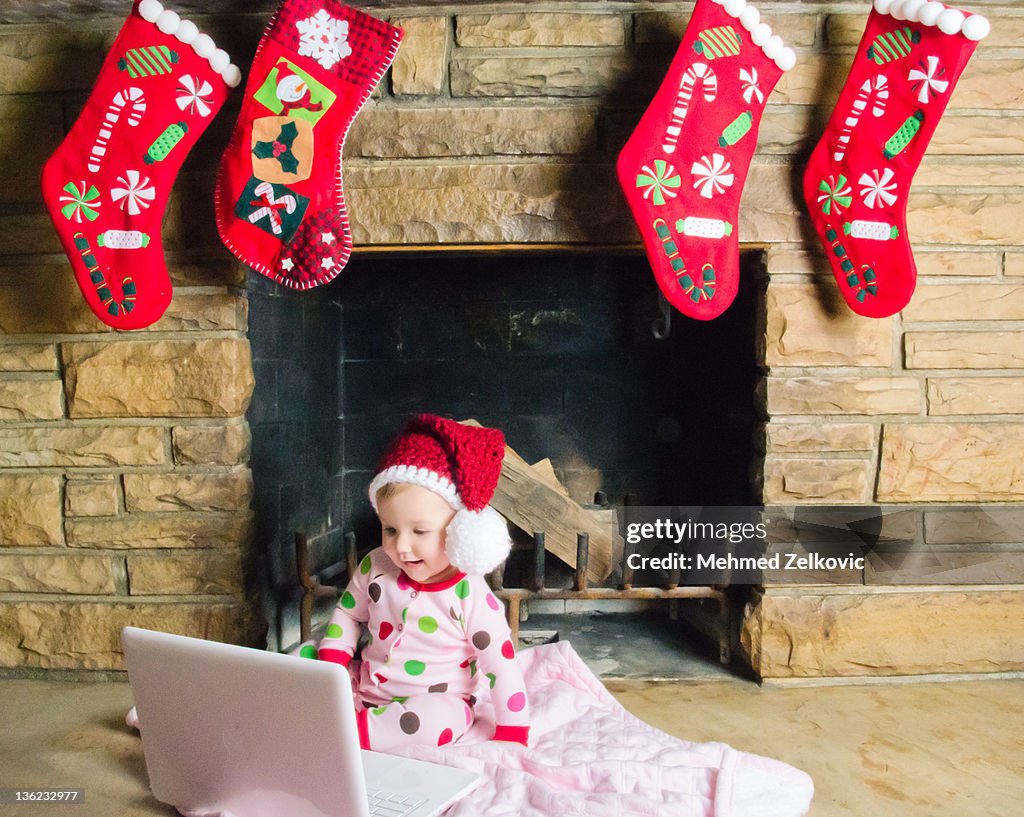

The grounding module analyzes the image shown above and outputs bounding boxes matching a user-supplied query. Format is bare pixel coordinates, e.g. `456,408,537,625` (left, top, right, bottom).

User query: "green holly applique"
252,121,301,175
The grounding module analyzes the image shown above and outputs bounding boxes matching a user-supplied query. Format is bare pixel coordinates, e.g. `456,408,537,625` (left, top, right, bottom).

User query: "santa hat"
368,415,510,575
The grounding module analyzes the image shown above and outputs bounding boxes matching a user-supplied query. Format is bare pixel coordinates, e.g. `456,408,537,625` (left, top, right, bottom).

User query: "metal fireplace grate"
295,517,731,664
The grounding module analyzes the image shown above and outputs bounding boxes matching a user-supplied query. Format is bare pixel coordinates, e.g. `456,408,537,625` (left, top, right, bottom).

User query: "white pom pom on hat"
445,505,511,576
368,415,511,575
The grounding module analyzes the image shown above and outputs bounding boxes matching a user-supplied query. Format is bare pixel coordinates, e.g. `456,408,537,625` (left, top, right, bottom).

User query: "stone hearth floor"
520,611,744,680
0,669,1019,816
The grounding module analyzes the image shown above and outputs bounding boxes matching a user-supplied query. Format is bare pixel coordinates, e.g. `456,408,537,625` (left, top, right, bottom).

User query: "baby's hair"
376,482,412,504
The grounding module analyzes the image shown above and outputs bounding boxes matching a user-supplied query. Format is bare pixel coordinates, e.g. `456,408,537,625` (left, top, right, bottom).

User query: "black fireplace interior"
247,250,765,643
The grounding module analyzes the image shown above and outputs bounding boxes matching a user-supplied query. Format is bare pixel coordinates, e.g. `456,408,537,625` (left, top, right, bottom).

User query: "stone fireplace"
248,249,764,649
1,0,1022,678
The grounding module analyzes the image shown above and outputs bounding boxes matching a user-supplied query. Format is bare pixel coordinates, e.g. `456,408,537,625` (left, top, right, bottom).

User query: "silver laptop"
122,626,481,817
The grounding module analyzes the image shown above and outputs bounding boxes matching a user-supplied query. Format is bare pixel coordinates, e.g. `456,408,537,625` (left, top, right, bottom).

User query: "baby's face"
378,484,457,584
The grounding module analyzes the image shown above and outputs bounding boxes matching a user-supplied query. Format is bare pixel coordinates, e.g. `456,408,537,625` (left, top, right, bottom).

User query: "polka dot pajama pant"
356,692,474,752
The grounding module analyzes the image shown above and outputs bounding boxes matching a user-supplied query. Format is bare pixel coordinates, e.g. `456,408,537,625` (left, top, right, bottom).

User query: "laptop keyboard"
366,788,427,817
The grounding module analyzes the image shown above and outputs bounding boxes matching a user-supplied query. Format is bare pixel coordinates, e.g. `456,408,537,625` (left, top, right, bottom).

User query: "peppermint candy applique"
817,174,853,216
176,74,215,117
691,153,734,199
111,170,156,216
908,55,949,105
740,67,763,104
859,168,899,209
636,159,682,206
59,181,102,223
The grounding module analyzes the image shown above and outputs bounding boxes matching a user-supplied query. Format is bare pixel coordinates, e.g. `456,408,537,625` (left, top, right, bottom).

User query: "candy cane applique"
824,224,879,302
652,218,687,275
849,265,879,303
73,232,137,317
88,87,146,173
663,62,718,155
824,224,855,276
247,182,298,235
678,263,717,303
833,74,889,163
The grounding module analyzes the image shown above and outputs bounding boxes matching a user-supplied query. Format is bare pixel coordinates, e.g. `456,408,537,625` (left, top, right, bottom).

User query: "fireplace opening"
247,249,766,663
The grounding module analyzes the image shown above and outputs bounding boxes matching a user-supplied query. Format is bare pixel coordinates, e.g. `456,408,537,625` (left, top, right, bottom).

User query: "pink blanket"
386,641,813,817
130,641,813,816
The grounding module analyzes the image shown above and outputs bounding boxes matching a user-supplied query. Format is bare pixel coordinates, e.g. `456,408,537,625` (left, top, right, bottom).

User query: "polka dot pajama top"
316,548,530,750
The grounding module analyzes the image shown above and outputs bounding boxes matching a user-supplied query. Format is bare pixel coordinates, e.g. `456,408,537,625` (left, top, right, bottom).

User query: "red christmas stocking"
215,0,402,290
617,0,796,321
41,0,239,330
803,0,990,318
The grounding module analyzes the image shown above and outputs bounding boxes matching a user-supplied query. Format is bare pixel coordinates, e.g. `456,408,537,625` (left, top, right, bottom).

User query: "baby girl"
314,415,530,751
